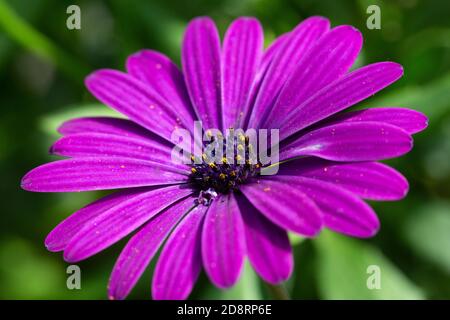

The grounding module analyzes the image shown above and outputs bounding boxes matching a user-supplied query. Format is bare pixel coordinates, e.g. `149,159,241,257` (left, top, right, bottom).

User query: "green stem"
265,283,290,300
0,0,89,82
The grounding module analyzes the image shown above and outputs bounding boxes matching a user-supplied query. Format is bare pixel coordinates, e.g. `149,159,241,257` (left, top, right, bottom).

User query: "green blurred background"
0,0,449,299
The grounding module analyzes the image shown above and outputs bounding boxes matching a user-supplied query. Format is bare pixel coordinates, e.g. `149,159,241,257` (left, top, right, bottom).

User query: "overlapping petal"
108,196,195,300
58,117,159,141
63,185,193,262
246,16,330,129
240,178,322,236
242,33,289,127
50,132,188,168
273,176,379,238
126,50,195,121
262,25,362,128
152,205,207,300
85,70,195,142
274,62,404,140
202,194,246,288
236,194,293,284
276,157,408,200
45,187,151,252
318,107,428,134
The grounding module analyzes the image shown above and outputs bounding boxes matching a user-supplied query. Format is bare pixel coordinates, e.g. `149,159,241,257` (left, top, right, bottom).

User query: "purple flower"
21,16,427,300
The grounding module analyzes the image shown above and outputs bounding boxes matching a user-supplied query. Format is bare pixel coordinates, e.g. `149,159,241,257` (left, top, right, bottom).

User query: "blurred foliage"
0,0,449,299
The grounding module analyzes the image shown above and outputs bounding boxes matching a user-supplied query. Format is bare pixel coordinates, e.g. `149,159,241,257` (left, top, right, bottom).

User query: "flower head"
21,16,427,300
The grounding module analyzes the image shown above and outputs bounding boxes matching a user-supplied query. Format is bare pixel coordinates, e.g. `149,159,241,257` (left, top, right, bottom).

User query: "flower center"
189,132,261,199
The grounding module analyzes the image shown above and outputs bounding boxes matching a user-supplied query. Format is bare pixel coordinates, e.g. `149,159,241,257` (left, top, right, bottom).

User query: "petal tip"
44,235,62,252
20,172,33,191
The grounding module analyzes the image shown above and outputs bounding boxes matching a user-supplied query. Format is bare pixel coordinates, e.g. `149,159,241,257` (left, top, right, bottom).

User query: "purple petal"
58,117,161,141
21,157,188,192
63,185,193,262
274,176,379,238
263,25,362,128
236,194,293,284
319,107,428,134
202,194,246,288
260,33,289,71
126,50,196,122
108,196,195,300
280,122,413,162
50,133,188,169
222,17,263,129
277,158,409,200
182,17,221,130
275,62,404,140
152,205,207,300
45,188,151,252
242,32,289,128
246,16,330,129
85,69,194,142
240,178,322,236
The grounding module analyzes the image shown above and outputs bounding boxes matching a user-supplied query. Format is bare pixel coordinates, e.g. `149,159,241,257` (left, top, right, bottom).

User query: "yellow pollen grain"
191,168,197,174
263,187,271,192
219,173,226,180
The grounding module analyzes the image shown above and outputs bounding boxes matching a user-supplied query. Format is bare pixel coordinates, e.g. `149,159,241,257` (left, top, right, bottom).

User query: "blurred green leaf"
0,0,89,82
0,237,64,299
288,232,305,246
220,261,262,299
404,202,450,274
315,231,425,299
